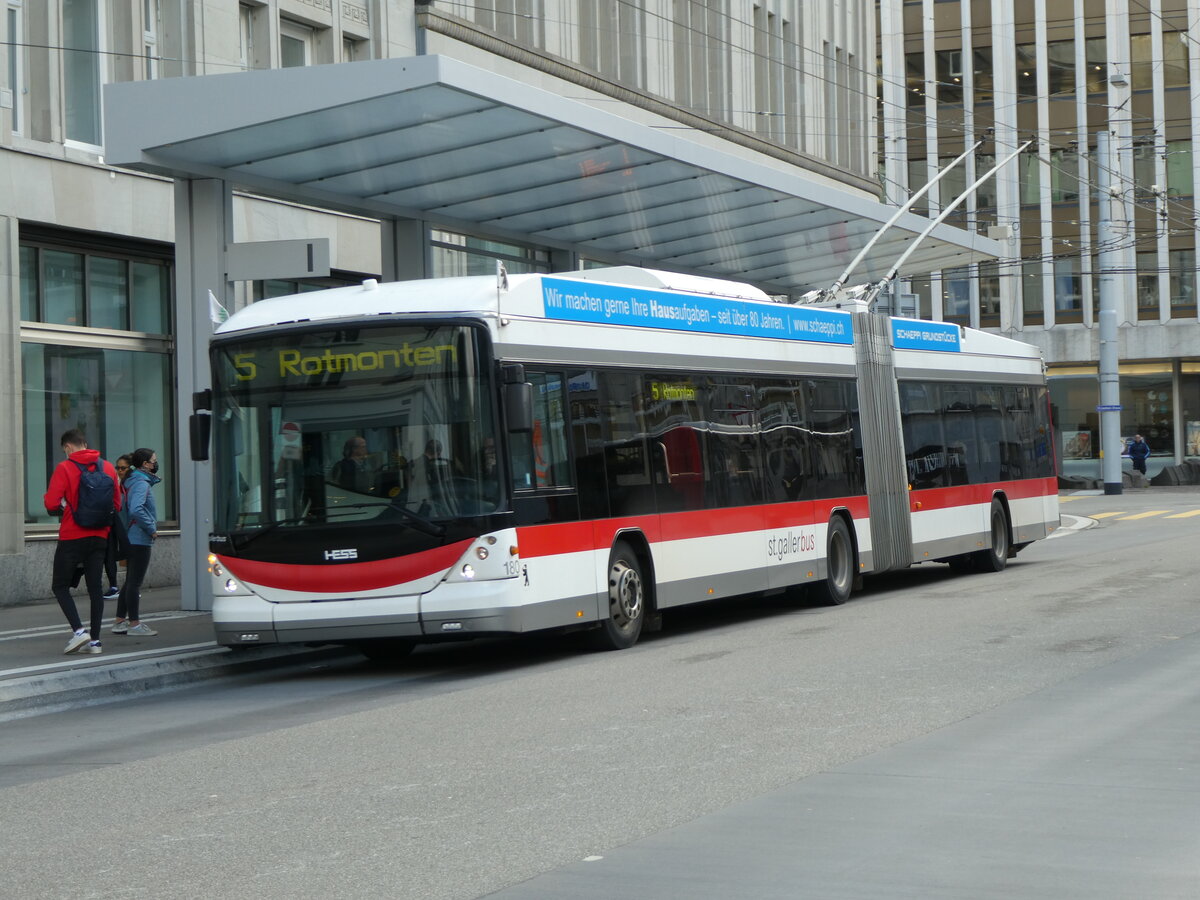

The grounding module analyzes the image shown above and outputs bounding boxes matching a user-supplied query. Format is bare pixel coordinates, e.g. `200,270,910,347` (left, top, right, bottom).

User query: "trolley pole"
1096,130,1123,495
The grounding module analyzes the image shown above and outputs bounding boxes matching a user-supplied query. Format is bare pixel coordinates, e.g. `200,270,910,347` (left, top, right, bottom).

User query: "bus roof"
214,267,1042,368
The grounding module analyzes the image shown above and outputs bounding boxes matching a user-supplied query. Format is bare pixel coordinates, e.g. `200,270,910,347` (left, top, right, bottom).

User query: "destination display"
541,277,853,345
890,318,962,352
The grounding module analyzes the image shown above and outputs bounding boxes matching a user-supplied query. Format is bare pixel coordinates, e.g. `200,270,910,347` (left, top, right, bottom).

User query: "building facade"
0,1,880,603
879,0,1200,481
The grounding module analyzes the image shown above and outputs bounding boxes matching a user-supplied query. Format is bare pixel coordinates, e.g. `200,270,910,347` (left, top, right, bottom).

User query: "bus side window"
759,380,807,503
599,371,655,516
899,382,947,489
510,371,570,491
568,370,609,519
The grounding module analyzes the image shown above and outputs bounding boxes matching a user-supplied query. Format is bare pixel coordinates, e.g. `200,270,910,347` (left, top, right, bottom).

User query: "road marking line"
1057,496,1081,502
1089,512,1123,519
1116,510,1173,520
1165,509,1200,518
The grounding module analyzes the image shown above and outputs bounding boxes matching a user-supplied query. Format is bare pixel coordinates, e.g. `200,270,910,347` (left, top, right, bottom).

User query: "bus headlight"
461,564,476,580
208,554,225,577
475,546,489,560
224,578,241,593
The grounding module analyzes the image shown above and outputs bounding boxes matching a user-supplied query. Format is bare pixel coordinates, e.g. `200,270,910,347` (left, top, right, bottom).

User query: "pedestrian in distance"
44,429,123,655
1129,433,1151,475
112,448,161,637
101,454,133,599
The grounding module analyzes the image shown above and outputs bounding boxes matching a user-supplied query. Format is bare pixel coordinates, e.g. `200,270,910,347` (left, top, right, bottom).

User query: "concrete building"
878,0,1200,482
2,1,994,606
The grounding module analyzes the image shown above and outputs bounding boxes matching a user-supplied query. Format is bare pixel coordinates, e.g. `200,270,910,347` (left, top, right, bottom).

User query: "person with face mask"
112,448,160,637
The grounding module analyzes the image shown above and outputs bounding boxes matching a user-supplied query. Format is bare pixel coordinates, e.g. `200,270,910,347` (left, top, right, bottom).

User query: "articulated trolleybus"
203,267,1058,658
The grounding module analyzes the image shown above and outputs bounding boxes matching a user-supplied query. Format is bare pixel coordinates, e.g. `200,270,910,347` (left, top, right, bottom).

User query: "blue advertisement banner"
540,277,853,345
890,318,961,352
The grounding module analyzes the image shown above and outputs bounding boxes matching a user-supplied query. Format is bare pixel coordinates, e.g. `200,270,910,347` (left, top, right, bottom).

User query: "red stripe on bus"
909,477,1057,512
516,494,873,558
218,539,474,593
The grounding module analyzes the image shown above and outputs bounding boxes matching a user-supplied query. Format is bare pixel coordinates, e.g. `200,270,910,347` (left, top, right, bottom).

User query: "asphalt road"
2,492,1199,899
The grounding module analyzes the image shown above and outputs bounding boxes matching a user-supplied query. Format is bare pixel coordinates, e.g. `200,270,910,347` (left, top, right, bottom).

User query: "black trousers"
116,544,152,622
52,536,107,640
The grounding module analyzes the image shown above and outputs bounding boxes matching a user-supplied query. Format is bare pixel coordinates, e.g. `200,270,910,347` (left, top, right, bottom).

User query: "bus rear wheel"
974,500,1010,572
590,542,646,650
813,517,854,606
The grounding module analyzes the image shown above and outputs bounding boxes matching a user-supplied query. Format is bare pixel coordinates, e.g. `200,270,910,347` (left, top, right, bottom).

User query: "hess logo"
323,548,359,561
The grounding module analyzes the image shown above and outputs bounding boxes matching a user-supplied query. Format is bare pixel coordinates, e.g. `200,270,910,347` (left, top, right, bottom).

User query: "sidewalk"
0,583,342,721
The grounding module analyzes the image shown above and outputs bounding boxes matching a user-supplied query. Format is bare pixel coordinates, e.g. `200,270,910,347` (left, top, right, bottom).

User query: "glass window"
759,380,806,503
972,46,993,104
42,250,85,326
1054,258,1082,317
131,261,170,333
599,371,653,517
1122,373,1174,465
1131,34,1153,91
1051,148,1080,202
7,3,21,134
807,379,860,498
279,20,310,68
941,383,979,485
943,266,971,323
1016,43,1037,98
1167,141,1192,197
568,369,610,519
23,342,175,524
1170,248,1196,317
899,381,945,489
979,261,1000,327
1137,251,1159,319
1049,372,1099,479
88,256,128,330
24,243,171,331
19,244,37,321
511,371,571,492
937,49,963,104
1085,38,1106,93
1020,152,1041,205
210,324,499,531
1182,367,1200,459
703,377,761,509
1163,29,1189,88
1023,258,1045,325
906,51,924,107
63,0,102,145
643,372,706,511
1047,39,1075,95
430,230,550,277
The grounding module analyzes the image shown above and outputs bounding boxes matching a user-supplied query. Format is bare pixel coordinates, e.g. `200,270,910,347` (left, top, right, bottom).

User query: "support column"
1096,131,1123,495
0,215,23,557
380,218,428,281
174,179,233,610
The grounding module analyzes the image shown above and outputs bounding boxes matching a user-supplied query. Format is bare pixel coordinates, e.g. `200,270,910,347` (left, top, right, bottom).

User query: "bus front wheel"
813,517,854,606
591,542,646,650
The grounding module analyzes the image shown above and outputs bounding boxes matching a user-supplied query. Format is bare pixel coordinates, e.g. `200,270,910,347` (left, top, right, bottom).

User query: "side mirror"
505,383,533,434
189,413,212,461
501,363,533,434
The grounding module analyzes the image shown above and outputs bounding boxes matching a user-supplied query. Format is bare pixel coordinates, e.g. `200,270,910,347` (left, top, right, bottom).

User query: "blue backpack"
71,460,115,529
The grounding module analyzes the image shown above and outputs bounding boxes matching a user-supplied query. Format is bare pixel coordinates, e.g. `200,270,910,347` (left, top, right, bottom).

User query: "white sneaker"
64,631,90,654
111,620,129,634
81,640,103,654
126,623,157,636
103,586,120,600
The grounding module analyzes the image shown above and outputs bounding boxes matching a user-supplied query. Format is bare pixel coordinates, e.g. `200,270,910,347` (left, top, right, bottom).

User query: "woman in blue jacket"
112,448,160,636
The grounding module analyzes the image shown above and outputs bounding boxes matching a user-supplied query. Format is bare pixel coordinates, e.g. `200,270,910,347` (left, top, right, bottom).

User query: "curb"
0,643,351,723
1047,514,1098,539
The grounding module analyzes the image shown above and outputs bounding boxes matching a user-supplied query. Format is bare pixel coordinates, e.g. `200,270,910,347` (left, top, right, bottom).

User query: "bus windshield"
210,322,501,535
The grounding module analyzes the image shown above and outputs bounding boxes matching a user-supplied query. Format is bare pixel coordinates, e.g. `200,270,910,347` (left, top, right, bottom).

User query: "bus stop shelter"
102,53,1001,609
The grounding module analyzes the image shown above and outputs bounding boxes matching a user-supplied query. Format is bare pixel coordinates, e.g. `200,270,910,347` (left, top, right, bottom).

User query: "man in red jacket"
44,429,123,655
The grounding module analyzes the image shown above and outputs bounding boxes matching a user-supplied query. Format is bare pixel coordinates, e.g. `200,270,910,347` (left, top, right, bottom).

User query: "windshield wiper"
332,502,446,538
231,501,445,550
230,507,397,551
